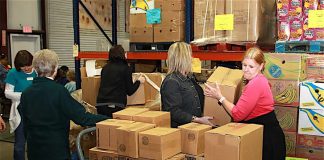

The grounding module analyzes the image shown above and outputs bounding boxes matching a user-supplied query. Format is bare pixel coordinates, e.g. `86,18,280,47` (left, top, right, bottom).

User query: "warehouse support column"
185,0,193,43
73,0,81,89
112,0,117,45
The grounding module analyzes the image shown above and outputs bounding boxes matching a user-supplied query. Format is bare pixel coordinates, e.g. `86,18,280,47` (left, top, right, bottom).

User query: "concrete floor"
0,141,14,160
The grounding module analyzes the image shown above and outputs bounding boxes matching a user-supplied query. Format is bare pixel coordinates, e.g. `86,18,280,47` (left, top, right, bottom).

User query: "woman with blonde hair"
204,47,286,160
161,42,214,128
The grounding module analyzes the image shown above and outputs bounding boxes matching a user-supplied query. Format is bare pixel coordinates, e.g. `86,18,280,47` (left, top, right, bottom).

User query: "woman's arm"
4,83,21,101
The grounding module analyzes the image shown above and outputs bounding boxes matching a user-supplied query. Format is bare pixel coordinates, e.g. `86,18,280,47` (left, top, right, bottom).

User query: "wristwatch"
192,115,197,122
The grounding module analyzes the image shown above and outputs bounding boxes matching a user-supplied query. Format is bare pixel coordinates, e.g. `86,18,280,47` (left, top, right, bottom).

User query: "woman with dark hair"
5,50,37,160
96,45,145,117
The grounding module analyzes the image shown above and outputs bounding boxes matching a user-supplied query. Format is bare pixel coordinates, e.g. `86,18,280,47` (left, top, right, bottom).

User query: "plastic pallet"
275,41,324,53
129,42,173,52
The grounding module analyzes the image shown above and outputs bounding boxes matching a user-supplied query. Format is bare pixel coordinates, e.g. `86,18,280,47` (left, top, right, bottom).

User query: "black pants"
96,105,124,118
242,111,286,160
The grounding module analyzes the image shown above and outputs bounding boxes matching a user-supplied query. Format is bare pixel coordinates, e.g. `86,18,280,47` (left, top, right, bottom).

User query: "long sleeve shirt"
232,74,274,122
20,77,107,160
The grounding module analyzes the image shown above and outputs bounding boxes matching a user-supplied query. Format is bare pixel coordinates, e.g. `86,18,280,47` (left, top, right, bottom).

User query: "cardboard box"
284,131,297,157
300,82,324,110
129,14,152,28
298,108,324,136
225,0,261,41
113,107,149,120
264,53,307,80
89,147,118,160
82,76,101,106
269,79,300,107
204,123,263,160
117,122,155,158
129,27,154,43
154,25,184,42
204,67,243,126
133,111,170,127
127,83,146,105
178,123,212,155
296,134,324,160
139,127,181,160
155,11,185,28
81,75,146,106
193,0,226,43
306,55,324,80
96,119,134,150
274,106,298,132
155,0,185,11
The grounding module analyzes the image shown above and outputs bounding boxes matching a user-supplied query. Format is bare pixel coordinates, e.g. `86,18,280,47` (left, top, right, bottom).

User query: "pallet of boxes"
129,0,185,51
272,0,324,159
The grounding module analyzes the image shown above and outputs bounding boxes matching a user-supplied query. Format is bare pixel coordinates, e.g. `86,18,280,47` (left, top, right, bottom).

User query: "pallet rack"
72,0,245,89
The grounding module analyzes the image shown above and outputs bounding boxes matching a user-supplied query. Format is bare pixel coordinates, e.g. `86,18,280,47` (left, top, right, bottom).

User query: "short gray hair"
33,49,59,77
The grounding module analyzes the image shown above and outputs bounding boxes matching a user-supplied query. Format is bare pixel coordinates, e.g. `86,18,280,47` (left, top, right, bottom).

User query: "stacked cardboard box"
129,0,185,43
264,53,307,157
204,123,263,160
193,0,276,45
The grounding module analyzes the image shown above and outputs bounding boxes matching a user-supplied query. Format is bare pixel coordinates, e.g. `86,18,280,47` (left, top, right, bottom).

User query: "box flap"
135,111,169,118
114,107,149,116
206,123,263,137
118,122,155,132
207,67,243,86
178,122,212,131
96,119,134,126
140,127,180,136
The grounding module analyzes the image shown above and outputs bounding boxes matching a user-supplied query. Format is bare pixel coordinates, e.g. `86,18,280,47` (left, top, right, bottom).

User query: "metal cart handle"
76,126,96,160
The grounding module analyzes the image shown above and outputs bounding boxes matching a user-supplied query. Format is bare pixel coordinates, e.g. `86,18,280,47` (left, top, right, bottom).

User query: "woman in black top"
96,45,145,117
160,42,214,128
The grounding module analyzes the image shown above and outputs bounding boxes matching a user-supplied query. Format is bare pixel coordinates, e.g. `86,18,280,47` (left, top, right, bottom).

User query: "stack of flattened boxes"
129,0,185,43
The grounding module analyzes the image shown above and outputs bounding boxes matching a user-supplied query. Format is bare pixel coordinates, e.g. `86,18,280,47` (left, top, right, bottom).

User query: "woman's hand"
204,83,223,100
193,116,215,127
137,75,146,84
0,116,6,132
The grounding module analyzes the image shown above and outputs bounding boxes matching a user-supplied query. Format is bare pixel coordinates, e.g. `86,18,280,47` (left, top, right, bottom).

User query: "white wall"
7,0,41,30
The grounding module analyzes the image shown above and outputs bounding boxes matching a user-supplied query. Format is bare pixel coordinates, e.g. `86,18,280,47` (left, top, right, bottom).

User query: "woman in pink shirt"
204,47,286,160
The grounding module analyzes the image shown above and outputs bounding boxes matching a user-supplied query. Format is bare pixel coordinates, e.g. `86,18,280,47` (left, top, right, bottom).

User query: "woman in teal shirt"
5,50,37,160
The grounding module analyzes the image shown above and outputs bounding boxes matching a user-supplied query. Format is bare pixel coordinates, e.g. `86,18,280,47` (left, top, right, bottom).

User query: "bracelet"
219,96,226,104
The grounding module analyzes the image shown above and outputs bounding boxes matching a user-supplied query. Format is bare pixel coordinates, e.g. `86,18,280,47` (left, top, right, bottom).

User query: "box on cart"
284,131,297,157
113,107,149,120
133,111,170,127
204,67,243,126
117,122,155,158
138,127,181,160
204,123,263,160
96,119,134,150
178,123,212,155
89,147,118,160
298,108,324,136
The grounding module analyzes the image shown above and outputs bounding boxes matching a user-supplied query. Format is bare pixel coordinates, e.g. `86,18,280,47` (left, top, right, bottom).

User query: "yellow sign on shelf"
192,58,201,73
308,10,324,28
214,14,234,31
73,44,79,57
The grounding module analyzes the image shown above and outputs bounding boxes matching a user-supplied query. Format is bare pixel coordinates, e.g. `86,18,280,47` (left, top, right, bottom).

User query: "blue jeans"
14,121,25,160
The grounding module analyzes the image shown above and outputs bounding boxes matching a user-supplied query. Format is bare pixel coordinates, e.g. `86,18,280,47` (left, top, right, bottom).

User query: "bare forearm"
220,99,235,117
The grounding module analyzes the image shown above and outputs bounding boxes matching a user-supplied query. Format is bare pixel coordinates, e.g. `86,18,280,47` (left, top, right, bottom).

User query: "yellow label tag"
286,157,308,160
192,58,201,73
214,14,234,30
277,3,283,9
309,10,324,28
301,127,314,132
73,44,79,57
302,102,315,107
